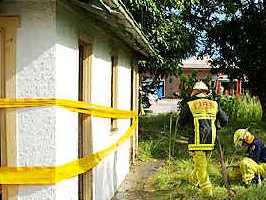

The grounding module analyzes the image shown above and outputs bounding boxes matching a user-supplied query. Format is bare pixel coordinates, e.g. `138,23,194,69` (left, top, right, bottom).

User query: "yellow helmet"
234,129,254,146
193,81,209,91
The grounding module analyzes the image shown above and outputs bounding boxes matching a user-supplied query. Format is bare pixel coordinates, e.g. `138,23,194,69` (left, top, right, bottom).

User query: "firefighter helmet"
234,129,254,146
191,81,209,96
193,81,209,91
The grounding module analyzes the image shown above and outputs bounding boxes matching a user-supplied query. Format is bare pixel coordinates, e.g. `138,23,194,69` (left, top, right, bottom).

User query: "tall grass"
138,94,266,199
220,94,262,126
138,113,188,161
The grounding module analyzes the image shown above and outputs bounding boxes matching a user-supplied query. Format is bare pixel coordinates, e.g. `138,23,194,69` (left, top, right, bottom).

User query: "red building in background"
215,73,242,97
159,57,243,99
162,57,213,98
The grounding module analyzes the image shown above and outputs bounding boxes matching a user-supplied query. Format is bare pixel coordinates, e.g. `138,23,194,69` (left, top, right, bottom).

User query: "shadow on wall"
0,2,133,199
0,1,56,97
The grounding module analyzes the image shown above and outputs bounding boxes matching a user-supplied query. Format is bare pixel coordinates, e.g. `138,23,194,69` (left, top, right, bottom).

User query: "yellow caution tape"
0,98,136,118
0,98,138,184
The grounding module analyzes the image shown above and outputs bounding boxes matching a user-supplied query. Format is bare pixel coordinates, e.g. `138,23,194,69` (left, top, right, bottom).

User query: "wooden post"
78,41,93,200
0,17,19,200
216,79,221,95
236,80,241,96
130,57,139,163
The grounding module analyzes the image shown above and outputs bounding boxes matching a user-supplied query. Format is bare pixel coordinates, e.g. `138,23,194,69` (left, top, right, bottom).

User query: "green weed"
138,112,188,160
220,94,262,126
138,97,266,199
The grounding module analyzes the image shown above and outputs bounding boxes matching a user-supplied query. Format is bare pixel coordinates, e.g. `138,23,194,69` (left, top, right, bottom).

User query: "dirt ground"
112,159,177,200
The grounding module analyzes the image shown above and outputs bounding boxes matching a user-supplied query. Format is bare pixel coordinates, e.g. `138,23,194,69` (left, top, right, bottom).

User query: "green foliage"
177,67,212,100
234,183,266,200
122,0,196,78
139,112,266,199
180,0,266,116
153,160,193,190
152,159,229,200
138,138,171,161
219,94,263,126
178,68,197,100
138,113,188,160
139,113,171,135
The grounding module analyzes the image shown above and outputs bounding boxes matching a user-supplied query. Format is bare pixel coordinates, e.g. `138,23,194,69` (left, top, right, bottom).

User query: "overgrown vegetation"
219,94,263,127
122,0,266,117
138,95,266,199
121,0,196,78
177,69,212,100
138,113,187,161
179,0,266,117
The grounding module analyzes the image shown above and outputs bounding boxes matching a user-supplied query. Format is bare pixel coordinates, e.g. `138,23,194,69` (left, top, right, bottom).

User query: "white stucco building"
0,0,153,200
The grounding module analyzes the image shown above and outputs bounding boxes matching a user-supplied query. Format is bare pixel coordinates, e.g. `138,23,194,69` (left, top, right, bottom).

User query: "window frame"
78,40,93,200
0,16,19,200
130,59,139,163
111,54,119,132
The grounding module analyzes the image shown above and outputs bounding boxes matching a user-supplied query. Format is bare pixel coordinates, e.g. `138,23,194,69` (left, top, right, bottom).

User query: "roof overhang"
182,56,211,69
71,0,155,57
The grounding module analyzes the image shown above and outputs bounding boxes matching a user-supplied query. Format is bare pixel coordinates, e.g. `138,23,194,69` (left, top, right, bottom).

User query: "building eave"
71,0,155,57
182,56,212,69
183,64,211,69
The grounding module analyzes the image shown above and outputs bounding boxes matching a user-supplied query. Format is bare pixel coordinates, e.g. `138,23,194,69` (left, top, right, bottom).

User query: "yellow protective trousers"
190,151,213,196
228,157,266,185
239,157,266,185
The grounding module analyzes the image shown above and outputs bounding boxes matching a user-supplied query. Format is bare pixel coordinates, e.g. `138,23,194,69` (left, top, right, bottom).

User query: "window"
111,55,118,131
78,41,92,200
130,62,138,163
156,80,165,98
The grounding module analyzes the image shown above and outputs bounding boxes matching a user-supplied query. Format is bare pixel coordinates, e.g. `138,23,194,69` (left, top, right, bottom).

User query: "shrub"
219,94,262,126
138,113,188,160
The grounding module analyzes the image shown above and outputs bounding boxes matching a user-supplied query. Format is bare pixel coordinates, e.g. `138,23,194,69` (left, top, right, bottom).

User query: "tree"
122,0,196,78
180,0,266,117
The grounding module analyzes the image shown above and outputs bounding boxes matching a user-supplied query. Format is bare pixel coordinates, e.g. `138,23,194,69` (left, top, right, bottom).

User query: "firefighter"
233,129,266,185
178,81,228,196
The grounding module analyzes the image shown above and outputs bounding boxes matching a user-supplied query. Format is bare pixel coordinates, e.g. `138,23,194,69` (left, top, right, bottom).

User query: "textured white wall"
91,35,114,200
55,43,79,199
92,41,133,200
55,4,79,199
0,1,57,200
47,3,134,200
116,49,132,187
0,1,134,200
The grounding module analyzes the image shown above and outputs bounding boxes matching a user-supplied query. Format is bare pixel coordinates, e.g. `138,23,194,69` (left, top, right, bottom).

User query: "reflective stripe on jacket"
187,99,218,151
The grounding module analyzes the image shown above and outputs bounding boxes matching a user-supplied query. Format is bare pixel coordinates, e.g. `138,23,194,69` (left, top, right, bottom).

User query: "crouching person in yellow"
178,81,228,196
233,129,266,185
